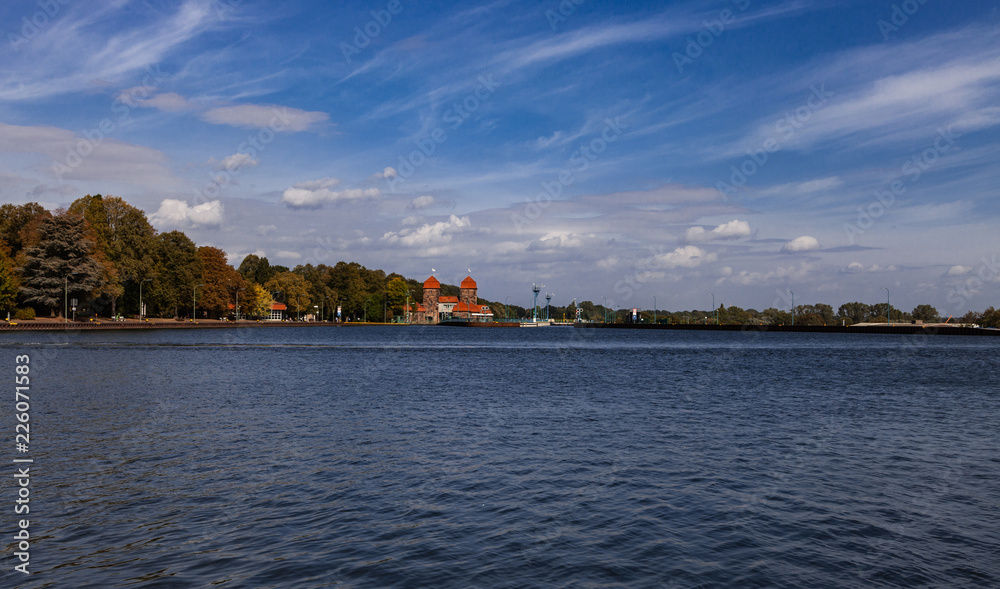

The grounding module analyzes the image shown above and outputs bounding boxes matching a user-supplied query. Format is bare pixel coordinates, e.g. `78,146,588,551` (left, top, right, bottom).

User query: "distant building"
267,301,286,321
404,274,492,323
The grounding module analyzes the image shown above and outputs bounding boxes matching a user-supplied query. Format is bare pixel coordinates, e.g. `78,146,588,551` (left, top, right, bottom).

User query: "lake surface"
2,326,999,588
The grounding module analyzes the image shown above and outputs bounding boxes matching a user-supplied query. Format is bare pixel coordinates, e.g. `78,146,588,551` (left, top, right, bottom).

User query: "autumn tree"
243,283,272,319
0,244,18,316
265,271,311,319
198,246,243,318
19,212,105,317
0,202,49,259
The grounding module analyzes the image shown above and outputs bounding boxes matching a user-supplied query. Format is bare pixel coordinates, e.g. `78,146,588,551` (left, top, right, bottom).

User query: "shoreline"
576,323,1000,336
0,319,399,331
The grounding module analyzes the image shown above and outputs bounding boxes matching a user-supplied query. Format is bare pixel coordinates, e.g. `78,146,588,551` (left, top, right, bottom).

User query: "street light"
63,272,77,323
788,289,795,326
233,287,244,321
139,278,152,320
193,284,204,322
651,294,657,324
883,287,891,326
314,305,319,322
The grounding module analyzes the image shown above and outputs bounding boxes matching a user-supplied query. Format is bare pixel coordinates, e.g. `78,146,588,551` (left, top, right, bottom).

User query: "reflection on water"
2,327,999,587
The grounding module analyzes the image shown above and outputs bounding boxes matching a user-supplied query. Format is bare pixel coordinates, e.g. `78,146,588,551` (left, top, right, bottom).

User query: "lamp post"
139,278,152,320
193,284,204,322
235,287,244,321
788,289,795,326
63,273,76,323
651,294,657,324
314,305,319,322
882,287,891,326
711,293,716,325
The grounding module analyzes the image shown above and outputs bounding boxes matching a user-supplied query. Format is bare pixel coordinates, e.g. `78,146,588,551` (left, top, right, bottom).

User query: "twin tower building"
407,275,493,323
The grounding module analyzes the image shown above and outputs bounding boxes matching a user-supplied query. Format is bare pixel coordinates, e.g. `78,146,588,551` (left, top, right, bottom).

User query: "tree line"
0,196,417,321
1,195,997,326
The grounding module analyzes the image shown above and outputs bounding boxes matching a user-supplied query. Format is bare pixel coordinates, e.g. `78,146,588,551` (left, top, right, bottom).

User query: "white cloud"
382,214,471,247
382,167,397,179
410,195,436,209
685,219,751,242
256,224,276,236
281,178,380,208
212,152,258,171
150,199,223,228
275,251,302,260
783,236,821,252
948,265,973,276
651,245,717,269
202,104,329,132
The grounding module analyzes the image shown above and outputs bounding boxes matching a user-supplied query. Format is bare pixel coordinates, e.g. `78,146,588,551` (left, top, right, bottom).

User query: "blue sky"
1,0,999,314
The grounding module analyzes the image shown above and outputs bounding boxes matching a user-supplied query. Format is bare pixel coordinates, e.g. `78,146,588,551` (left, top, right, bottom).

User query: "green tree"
911,304,940,322
837,302,870,324
386,276,409,318
980,307,1000,328
237,254,274,286
19,212,105,317
152,231,203,318
69,195,158,316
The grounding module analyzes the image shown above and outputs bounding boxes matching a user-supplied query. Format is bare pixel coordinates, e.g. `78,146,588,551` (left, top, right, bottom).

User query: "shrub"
13,308,36,320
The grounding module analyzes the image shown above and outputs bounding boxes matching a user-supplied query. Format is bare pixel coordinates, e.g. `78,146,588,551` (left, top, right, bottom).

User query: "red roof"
454,302,492,314
423,276,440,289
270,302,287,311
403,303,426,312
439,296,459,303
460,276,477,289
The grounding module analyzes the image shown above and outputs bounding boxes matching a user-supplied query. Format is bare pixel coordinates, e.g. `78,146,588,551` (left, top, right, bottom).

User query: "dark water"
2,326,998,588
